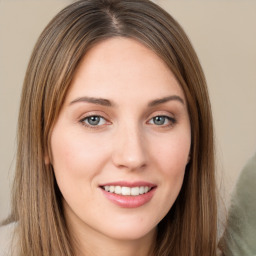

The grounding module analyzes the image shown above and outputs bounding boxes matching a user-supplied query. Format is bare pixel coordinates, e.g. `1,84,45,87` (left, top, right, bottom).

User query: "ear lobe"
44,154,50,165
187,154,191,164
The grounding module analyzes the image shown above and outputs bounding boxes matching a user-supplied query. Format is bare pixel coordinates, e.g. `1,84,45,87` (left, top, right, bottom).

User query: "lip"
99,181,157,208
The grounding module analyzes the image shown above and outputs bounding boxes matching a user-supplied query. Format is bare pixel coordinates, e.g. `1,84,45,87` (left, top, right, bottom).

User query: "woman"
0,0,217,255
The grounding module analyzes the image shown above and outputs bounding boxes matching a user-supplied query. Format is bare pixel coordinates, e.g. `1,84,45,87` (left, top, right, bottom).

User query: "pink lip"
99,181,157,208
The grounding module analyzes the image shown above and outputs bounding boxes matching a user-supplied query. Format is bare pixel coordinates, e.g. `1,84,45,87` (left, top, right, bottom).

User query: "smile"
99,182,157,208
102,186,151,196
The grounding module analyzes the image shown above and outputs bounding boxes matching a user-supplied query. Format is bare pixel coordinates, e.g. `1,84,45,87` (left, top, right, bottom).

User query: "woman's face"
50,38,191,243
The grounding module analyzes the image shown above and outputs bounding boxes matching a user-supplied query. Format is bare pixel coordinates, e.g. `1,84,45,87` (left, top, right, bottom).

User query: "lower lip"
101,188,156,208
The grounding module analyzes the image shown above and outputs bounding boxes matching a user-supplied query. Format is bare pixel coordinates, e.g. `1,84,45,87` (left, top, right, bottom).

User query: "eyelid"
82,116,106,124
146,110,175,120
148,116,176,124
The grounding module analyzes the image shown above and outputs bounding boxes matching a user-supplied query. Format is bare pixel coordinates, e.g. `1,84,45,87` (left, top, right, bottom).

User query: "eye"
148,115,176,126
80,115,107,127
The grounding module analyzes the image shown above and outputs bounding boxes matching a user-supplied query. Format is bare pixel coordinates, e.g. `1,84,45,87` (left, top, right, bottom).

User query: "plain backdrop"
0,0,256,221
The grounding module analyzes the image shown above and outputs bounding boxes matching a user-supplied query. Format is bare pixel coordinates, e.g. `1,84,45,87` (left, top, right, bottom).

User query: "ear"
44,153,50,165
187,154,191,164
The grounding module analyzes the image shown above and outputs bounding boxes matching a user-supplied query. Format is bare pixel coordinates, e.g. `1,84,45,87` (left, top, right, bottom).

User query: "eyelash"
79,115,176,129
80,115,109,129
147,115,176,128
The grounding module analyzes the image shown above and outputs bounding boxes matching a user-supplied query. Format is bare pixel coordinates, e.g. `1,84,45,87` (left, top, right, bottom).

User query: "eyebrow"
69,97,113,107
69,95,184,107
148,95,185,107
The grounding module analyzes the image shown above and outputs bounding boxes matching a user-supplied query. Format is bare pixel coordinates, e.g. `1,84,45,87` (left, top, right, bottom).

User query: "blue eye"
81,116,107,126
149,116,176,126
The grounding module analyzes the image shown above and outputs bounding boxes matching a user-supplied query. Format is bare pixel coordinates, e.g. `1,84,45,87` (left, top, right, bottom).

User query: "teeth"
114,186,122,194
131,187,139,196
122,186,131,196
103,186,151,196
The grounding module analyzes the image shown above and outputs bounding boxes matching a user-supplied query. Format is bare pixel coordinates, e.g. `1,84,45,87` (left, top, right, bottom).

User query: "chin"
100,221,157,241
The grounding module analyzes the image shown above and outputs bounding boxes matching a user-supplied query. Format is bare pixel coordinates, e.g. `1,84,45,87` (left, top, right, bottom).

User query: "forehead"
65,37,185,104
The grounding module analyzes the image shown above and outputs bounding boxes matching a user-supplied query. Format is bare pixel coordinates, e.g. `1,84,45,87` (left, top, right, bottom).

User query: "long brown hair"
7,0,217,255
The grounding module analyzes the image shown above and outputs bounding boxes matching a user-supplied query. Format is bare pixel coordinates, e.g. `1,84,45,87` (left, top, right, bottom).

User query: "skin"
49,37,191,256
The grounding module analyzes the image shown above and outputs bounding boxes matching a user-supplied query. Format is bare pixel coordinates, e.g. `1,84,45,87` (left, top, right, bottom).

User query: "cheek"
50,132,111,213
147,132,190,222
151,132,191,177
50,129,110,207
51,129,109,178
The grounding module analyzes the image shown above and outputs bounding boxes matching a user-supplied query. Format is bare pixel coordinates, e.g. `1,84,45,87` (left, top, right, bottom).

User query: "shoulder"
0,222,17,256
221,152,256,256
236,152,256,196
232,152,256,214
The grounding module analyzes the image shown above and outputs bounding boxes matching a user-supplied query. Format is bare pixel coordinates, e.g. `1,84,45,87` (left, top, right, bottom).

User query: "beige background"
0,0,256,222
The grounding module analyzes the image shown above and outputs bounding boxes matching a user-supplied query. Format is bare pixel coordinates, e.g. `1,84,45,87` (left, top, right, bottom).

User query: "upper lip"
99,181,157,188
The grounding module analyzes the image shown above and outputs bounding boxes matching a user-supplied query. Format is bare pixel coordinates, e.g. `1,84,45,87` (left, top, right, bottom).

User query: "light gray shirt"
221,152,256,256
0,223,16,256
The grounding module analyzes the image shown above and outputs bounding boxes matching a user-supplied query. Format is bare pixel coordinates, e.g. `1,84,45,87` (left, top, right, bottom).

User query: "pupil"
88,116,100,125
154,116,165,125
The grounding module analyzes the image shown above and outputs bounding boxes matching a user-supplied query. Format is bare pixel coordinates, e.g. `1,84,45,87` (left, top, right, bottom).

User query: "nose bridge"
112,120,147,170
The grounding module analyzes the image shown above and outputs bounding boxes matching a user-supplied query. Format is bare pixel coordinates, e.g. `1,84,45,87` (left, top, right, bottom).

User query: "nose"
111,124,147,171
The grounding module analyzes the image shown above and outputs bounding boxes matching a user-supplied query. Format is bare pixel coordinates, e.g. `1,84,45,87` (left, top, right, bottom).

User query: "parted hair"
6,0,217,255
